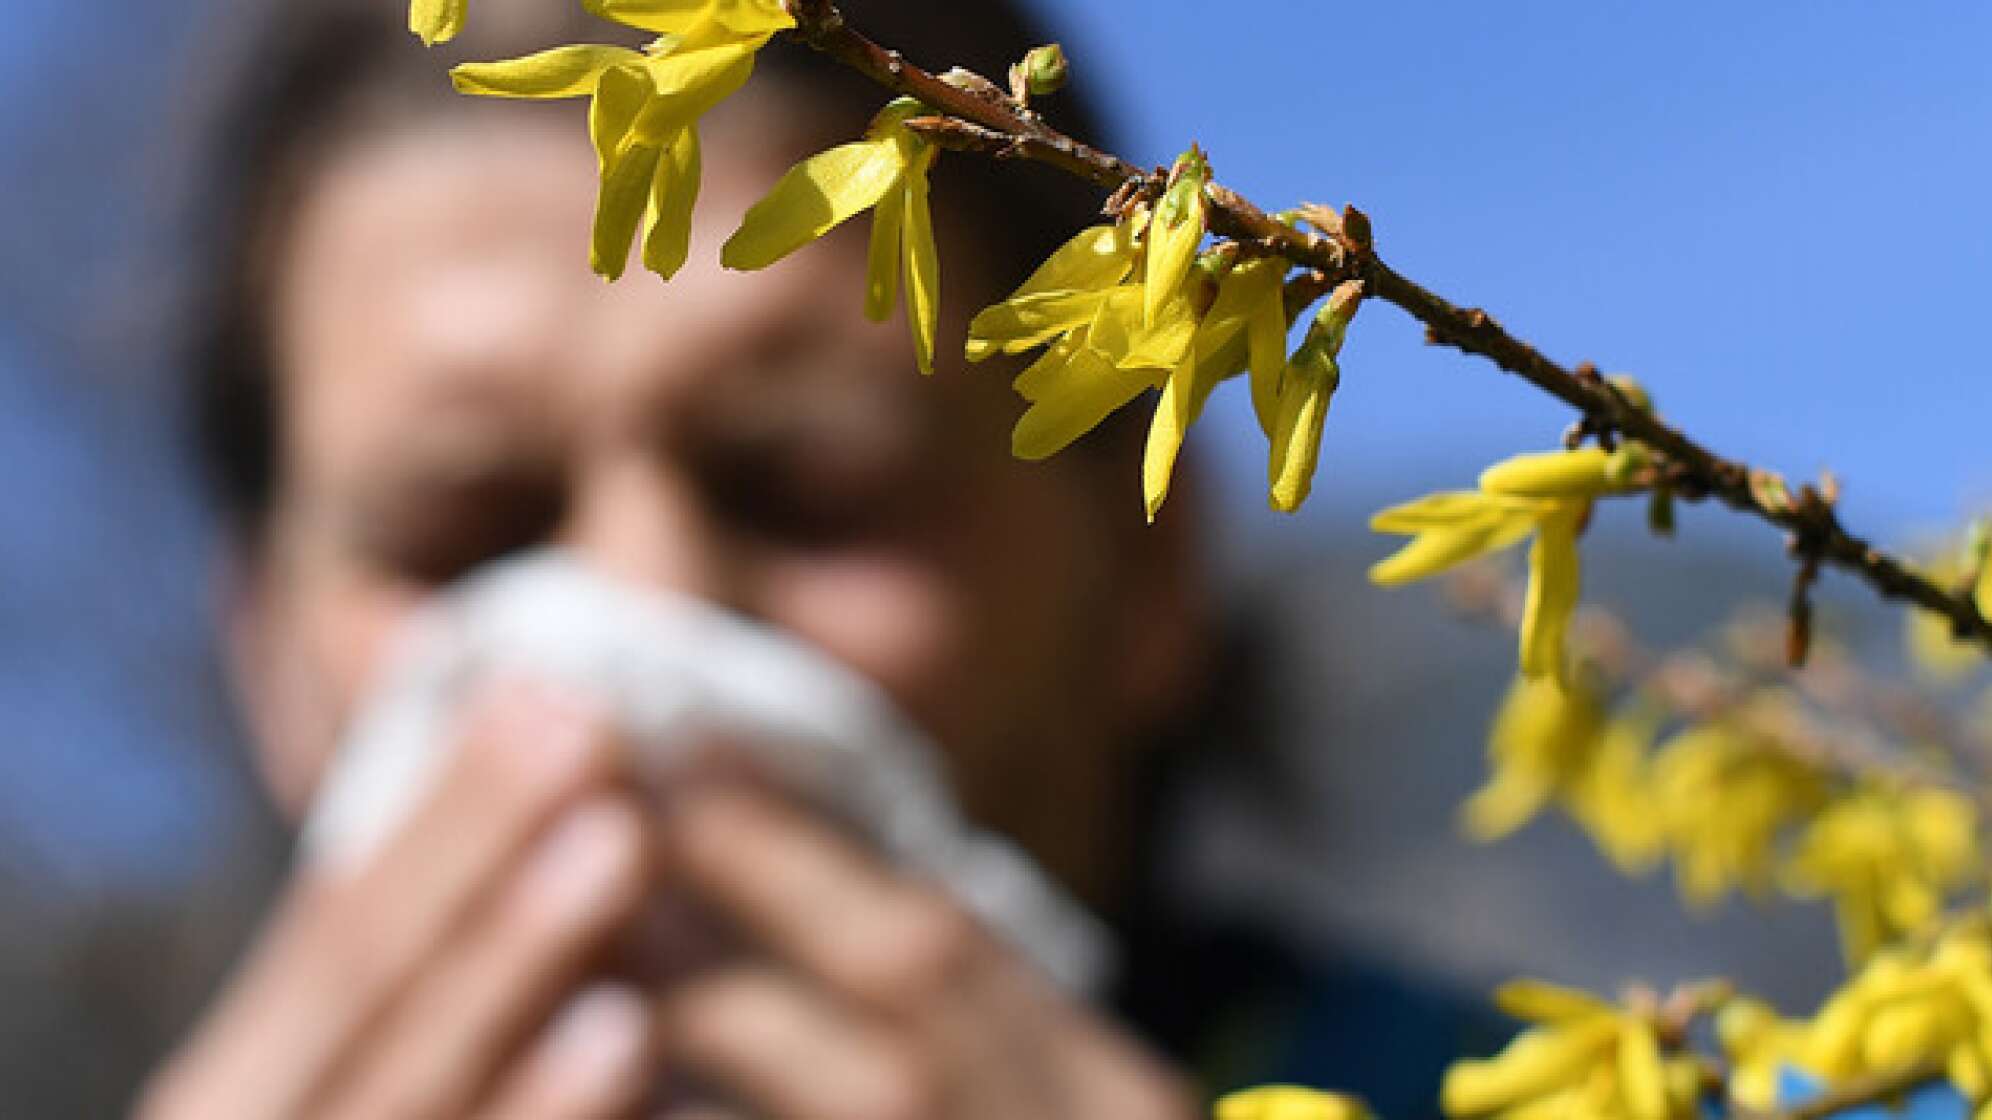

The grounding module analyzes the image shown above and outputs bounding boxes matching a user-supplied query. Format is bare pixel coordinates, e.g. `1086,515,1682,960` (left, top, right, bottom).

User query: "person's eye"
352,459,567,585
698,446,909,551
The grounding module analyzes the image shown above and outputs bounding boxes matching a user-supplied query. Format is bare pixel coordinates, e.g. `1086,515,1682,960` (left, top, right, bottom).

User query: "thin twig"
1735,1060,1943,1120
781,0,1992,654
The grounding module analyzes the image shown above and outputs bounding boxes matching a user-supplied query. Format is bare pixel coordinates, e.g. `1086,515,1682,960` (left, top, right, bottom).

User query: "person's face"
234,98,1205,895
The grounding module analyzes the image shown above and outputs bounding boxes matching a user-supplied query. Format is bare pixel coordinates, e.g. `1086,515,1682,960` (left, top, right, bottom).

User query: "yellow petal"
864,170,906,322
409,0,468,45
1372,492,1508,534
1011,345,1159,460
1143,182,1204,327
1519,502,1585,680
1462,769,1557,841
1480,448,1619,500
1226,259,1288,437
721,138,908,271
1369,511,1539,586
1089,286,1195,371
1442,1019,1618,1116
1001,223,1136,303
1142,355,1204,522
966,290,1116,360
450,45,642,98
1267,347,1339,513
1494,980,1613,1025
592,139,663,280
586,0,795,37
631,38,761,143
1617,1021,1668,1120
641,126,701,280
1216,1086,1373,1120
589,63,652,168
902,156,939,375
1013,333,1084,401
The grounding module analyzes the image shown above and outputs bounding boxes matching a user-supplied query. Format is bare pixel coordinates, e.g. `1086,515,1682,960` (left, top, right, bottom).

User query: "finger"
657,966,931,1120
168,688,621,1116
657,785,992,1017
476,983,656,1120
317,797,648,1120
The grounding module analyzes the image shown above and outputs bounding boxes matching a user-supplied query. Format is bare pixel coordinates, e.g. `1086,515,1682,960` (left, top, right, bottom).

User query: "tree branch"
782,0,1992,654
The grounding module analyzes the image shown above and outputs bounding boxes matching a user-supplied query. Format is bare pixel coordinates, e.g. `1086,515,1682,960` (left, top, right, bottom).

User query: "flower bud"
1607,374,1654,412
1157,147,1210,228
1480,447,1617,499
1647,487,1676,537
1306,279,1364,357
1748,469,1793,515
1019,43,1068,96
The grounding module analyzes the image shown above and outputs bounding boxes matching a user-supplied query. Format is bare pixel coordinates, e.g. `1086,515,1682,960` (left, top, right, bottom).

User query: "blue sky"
1043,0,1992,548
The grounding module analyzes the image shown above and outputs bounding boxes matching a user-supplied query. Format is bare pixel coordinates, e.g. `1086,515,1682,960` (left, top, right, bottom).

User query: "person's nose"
559,451,746,610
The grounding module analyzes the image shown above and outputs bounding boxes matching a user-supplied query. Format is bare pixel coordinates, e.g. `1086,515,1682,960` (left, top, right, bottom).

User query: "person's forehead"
269,108,1012,502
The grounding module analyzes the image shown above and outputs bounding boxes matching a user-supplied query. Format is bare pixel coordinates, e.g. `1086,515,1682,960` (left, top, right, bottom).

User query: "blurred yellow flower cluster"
1463,671,1985,968
1442,980,1706,1120
1786,783,1981,964
1724,920,1992,1115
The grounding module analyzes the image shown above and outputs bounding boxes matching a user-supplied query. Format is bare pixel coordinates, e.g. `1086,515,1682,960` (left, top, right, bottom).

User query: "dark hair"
179,0,1118,533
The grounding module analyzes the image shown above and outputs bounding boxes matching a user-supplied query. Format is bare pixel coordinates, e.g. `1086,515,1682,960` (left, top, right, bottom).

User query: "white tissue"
300,550,1114,993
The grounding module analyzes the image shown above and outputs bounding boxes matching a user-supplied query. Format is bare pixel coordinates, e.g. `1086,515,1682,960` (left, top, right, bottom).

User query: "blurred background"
3,0,1989,1113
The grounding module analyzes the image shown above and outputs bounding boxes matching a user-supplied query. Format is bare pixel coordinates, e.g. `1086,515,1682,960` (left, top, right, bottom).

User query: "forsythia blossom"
1144,255,1293,519
449,0,796,281
721,98,943,373
1648,715,1826,907
1443,980,1702,1120
1146,148,1210,327
1463,675,1663,874
963,147,1303,518
1262,281,1358,513
1783,783,1981,964
1370,445,1642,682
1804,927,1992,1108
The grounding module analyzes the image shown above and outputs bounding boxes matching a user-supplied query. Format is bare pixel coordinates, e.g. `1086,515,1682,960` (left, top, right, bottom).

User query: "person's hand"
138,692,654,1120
650,781,1199,1120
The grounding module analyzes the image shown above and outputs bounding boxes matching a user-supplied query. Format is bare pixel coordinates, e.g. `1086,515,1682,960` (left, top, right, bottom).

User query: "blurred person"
136,0,1495,1116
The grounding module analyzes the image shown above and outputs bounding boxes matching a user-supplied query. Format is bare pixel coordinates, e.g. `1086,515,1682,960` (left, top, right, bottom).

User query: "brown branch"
781,0,1992,655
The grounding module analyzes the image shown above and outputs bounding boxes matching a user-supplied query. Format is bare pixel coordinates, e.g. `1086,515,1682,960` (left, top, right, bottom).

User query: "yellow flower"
449,0,795,281
1216,1086,1373,1120
1264,281,1359,513
1567,704,1667,874
722,99,942,372
967,211,1211,463
1371,445,1645,680
1462,675,1606,842
1143,255,1288,520
1793,924,1992,1112
409,0,467,46
1146,148,1210,327
1444,980,1700,1120
1784,784,1981,964
1648,717,1826,907
1717,996,1809,1110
